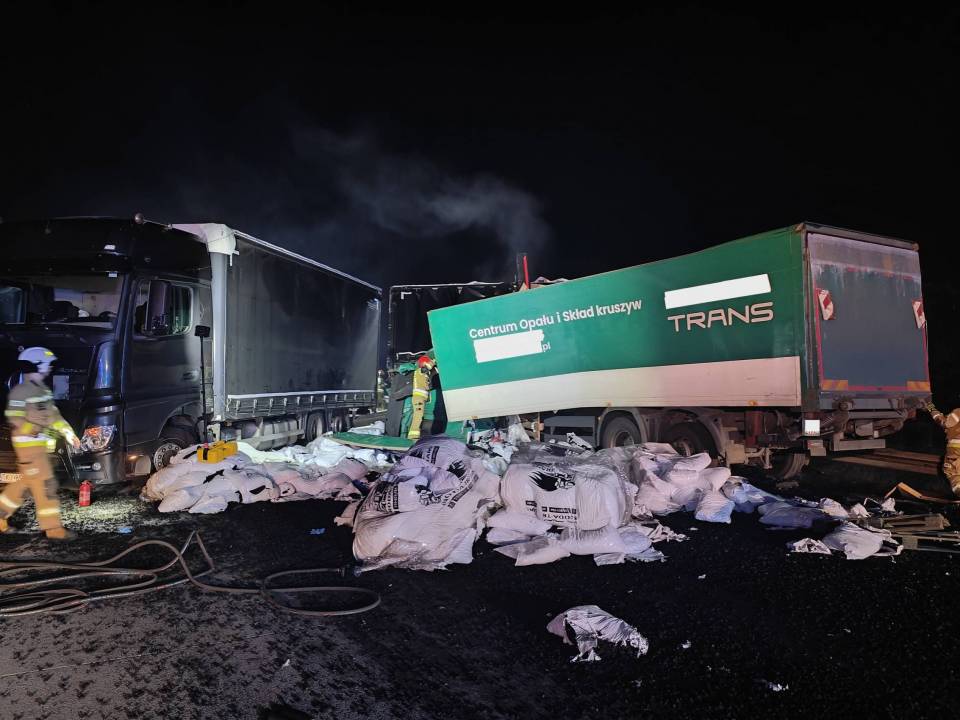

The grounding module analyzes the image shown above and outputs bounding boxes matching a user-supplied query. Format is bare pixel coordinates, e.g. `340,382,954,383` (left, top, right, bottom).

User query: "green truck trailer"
427,222,931,478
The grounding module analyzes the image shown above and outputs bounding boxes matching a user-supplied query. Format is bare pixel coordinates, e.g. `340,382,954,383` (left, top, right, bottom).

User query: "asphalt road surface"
1,458,958,720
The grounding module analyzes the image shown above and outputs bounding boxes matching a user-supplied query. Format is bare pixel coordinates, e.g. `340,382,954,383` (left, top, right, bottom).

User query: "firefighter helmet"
18,346,57,375
416,355,434,369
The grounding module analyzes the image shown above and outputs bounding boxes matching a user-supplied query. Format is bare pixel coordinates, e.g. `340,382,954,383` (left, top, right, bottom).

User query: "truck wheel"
328,411,349,434
600,416,642,448
152,426,196,471
664,422,717,458
304,412,325,442
769,451,809,480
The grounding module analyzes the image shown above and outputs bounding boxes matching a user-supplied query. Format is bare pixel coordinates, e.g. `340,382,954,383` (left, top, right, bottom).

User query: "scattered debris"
787,538,832,555
791,524,901,560
697,574,706,580
281,659,291,669
117,526,133,534
680,640,692,649
308,528,326,536
861,513,949,532
758,680,789,692
547,605,649,663
885,482,960,505
822,522,902,560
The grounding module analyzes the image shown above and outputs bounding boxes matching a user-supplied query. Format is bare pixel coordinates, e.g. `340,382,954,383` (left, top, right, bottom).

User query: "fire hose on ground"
0,531,380,619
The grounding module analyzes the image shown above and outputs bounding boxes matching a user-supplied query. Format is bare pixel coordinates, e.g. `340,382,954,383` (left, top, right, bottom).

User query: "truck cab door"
124,278,211,447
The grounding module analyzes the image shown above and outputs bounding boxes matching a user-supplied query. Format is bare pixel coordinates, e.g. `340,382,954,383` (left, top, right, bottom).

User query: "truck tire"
328,411,350,434
304,412,325,443
769,451,808,480
663,422,717,458
152,426,196,471
601,416,642,448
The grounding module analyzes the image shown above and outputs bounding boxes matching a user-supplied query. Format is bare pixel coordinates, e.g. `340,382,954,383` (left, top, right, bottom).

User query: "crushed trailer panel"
429,226,807,420
428,223,930,423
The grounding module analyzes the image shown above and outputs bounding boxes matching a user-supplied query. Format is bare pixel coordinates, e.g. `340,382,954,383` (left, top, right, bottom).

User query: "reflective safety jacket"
4,380,78,452
930,406,960,448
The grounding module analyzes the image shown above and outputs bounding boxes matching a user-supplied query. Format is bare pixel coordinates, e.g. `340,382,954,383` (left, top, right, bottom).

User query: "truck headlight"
81,424,117,452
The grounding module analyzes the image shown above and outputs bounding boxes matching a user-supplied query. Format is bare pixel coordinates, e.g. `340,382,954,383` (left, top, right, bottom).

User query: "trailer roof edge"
175,222,382,293
798,221,918,251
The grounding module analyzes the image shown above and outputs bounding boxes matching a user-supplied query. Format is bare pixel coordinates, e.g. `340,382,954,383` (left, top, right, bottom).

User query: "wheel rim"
673,438,697,456
153,442,182,469
613,430,636,447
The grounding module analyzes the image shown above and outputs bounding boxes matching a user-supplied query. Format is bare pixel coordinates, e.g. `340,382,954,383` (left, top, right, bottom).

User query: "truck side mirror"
195,325,211,338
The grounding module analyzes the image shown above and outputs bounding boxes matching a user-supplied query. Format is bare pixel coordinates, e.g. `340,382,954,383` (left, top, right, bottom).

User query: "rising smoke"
291,127,551,283
31,91,552,288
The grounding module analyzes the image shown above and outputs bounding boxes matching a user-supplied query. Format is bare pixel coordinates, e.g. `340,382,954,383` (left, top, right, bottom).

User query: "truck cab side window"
134,281,193,337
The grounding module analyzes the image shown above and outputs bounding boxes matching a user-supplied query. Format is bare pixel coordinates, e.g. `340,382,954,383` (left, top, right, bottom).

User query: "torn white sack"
787,538,833,555
822,522,902,560
756,501,829,529
547,605,649,663
142,436,382,514
352,436,500,571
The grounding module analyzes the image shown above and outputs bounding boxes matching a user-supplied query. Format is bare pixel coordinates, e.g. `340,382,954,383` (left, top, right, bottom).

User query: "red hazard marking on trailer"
913,300,926,329
817,288,834,321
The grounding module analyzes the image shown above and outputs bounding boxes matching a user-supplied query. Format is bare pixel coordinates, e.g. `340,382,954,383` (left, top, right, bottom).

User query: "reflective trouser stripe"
4,410,25,417
36,508,60,517
0,495,20,510
412,389,430,398
948,440,960,448
12,437,52,448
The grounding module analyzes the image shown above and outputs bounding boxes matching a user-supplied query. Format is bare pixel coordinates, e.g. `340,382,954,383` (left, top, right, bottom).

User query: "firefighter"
407,355,435,441
925,400,960,497
0,347,81,540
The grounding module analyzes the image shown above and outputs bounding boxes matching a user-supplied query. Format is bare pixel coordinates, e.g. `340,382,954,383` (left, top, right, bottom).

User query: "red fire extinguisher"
78,479,92,507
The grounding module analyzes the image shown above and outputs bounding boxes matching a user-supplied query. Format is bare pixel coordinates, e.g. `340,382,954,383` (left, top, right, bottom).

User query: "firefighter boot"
45,528,77,541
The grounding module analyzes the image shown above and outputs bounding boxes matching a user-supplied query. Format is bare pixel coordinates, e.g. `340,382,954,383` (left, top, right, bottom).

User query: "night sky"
2,5,958,394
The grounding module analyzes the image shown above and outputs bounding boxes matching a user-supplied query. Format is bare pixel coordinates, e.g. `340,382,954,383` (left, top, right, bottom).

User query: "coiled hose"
0,531,380,619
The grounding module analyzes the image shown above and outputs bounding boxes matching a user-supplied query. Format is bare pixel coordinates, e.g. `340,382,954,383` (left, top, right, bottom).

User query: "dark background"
2,4,957,402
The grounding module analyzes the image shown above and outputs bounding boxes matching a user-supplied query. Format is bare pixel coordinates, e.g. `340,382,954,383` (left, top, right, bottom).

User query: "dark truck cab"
1,217,380,485
1,218,213,484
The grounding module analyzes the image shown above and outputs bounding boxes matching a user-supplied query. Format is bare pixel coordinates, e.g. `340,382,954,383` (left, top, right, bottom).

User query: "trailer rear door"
807,232,930,405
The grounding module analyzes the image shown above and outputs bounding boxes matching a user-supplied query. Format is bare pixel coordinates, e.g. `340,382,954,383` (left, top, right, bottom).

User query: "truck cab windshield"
0,274,123,329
